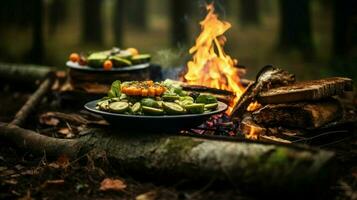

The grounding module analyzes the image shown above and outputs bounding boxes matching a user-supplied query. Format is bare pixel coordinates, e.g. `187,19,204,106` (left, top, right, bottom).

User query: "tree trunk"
81,0,103,44
113,0,124,46
0,123,336,195
332,0,356,57
278,0,314,58
30,0,44,64
126,0,147,30
239,0,260,26
49,0,67,34
170,0,189,47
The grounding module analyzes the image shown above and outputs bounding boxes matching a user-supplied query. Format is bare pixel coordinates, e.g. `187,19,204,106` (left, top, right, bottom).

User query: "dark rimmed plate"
66,61,150,72
84,100,228,133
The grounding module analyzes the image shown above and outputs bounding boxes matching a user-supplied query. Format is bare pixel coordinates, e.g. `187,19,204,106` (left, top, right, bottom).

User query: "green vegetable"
131,102,141,113
162,95,180,102
140,98,161,108
109,102,129,113
130,54,151,64
185,103,205,114
97,100,110,110
204,102,218,110
162,102,186,114
142,106,164,115
110,56,132,67
108,80,121,98
195,94,217,104
87,53,108,68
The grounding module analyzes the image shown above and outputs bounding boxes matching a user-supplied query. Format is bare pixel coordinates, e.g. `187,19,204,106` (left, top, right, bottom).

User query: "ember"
183,3,245,113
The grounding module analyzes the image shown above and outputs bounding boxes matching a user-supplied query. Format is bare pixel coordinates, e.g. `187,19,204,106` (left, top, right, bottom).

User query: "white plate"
66,61,150,72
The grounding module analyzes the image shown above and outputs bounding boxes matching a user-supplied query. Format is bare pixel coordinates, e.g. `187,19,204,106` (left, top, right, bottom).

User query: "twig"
10,78,53,127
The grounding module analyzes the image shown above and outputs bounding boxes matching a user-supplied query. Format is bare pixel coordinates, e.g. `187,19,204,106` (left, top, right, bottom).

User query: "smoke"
196,0,227,18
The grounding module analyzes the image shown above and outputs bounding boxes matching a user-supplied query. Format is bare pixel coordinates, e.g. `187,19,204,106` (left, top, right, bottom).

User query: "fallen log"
252,98,343,129
0,62,53,84
0,123,335,194
258,77,353,104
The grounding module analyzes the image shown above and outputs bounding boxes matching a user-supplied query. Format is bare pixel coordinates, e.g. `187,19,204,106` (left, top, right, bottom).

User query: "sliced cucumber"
204,102,218,110
109,102,129,113
141,98,160,108
87,53,108,68
179,96,194,102
142,106,164,115
162,95,180,102
131,54,151,64
162,102,186,114
131,102,141,113
109,56,132,67
185,103,205,114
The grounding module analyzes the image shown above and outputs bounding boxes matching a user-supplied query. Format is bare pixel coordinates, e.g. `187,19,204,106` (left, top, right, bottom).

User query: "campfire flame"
246,126,259,140
183,3,245,113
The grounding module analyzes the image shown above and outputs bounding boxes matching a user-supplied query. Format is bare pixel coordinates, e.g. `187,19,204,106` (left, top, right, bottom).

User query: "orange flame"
246,126,259,140
184,3,245,113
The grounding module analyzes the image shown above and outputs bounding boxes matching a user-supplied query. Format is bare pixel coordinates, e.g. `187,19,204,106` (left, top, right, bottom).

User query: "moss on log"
0,123,336,194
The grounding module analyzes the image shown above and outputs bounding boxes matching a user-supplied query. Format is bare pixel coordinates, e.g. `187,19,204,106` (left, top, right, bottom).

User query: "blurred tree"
113,0,124,46
170,0,189,47
81,0,103,44
49,0,67,34
332,0,357,57
127,0,147,30
278,0,314,58
29,0,44,64
239,0,260,26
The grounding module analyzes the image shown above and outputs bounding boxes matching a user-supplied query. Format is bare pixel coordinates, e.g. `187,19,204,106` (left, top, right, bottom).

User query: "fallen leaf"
41,179,65,189
4,179,18,185
48,154,70,169
136,191,157,200
39,112,60,126
58,127,71,135
99,178,127,192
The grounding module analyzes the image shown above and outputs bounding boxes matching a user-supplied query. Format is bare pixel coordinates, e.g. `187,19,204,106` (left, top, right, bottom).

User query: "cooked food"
68,47,151,70
95,80,220,115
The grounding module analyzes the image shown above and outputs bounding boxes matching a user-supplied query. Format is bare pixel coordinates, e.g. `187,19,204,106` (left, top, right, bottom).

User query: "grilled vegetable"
87,53,108,68
142,106,164,115
131,102,141,113
162,102,186,114
109,102,129,113
103,60,113,70
109,55,132,67
141,98,161,108
204,102,218,110
131,54,151,64
196,94,217,104
162,95,180,102
185,103,205,114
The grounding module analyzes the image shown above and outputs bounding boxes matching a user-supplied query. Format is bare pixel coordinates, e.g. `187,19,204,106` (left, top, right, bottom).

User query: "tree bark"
0,62,52,84
81,0,103,44
126,0,147,30
239,0,260,26
30,0,44,64
278,0,314,58
113,0,124,46
170,0,189,47
0,123,336,194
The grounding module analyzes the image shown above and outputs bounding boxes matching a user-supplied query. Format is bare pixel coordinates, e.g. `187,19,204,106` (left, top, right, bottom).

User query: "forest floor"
0,86,356,200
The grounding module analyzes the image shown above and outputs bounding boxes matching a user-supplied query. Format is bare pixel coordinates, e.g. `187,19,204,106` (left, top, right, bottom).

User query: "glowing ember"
184,3,245,113
246,101,262,112
246,126,259,140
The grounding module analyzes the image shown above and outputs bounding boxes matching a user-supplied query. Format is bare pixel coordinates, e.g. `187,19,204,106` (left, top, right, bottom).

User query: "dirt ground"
0,86,356,200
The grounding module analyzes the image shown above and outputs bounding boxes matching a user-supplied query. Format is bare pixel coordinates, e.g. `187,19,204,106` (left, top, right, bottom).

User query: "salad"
96,80,219,115
68,47,151,70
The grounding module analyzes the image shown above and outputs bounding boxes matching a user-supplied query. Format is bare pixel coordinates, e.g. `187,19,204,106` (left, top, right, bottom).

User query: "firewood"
231,66,296,119
258,77,353,104
251,98,343,129
0,123,335,194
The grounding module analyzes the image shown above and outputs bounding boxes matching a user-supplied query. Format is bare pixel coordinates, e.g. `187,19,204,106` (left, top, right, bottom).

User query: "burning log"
251,98,343,130
258,77,353,104
231,65,296,119
0,123,336,194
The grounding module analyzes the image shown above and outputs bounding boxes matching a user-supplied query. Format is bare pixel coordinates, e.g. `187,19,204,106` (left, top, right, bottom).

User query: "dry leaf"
39,112,60,126
136,191,157,200
48,154,70,169
99,178,127,192
58,128,71,135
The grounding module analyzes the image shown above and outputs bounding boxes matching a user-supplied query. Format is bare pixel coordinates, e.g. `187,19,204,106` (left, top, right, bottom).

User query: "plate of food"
67,47,151,72
84,80,228,132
